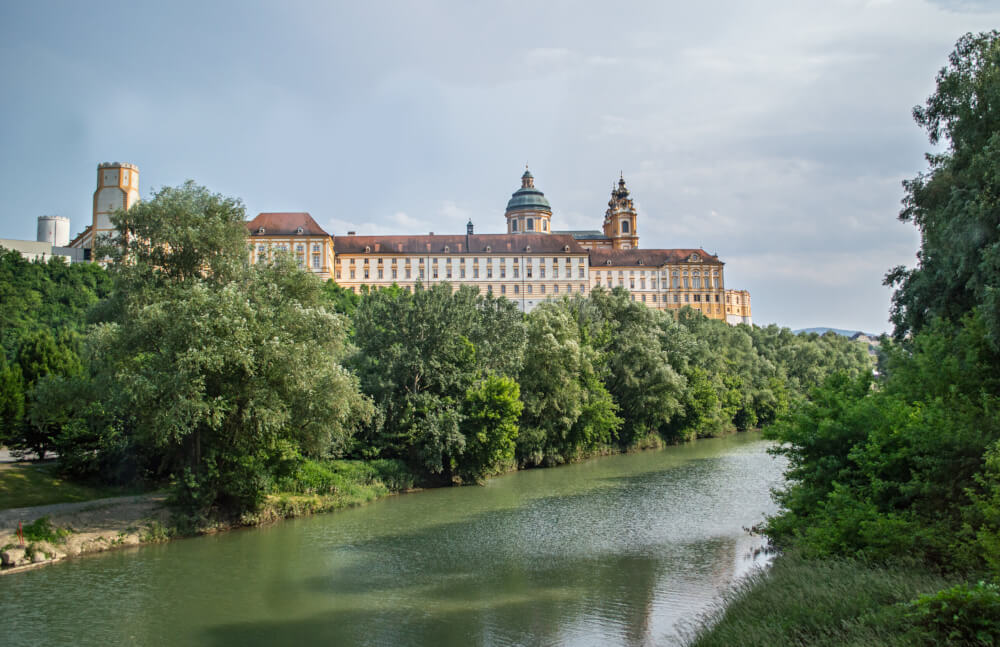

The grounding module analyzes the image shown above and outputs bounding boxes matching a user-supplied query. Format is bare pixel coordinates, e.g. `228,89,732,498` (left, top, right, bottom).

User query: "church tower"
505,167,553,234
602,174,639,249
92,162,140,244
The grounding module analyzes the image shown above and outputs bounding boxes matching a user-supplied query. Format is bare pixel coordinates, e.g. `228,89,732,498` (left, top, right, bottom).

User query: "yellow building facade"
725,289,753,325
64,162,750,322
246,212,335,280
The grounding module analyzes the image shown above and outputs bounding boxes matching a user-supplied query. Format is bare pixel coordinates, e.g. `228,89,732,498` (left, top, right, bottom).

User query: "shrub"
370,458,416,491
21,516,71,543
904,581,1000,645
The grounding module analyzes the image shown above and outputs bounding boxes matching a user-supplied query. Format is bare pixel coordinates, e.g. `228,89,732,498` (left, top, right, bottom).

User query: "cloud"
3,0,1000,332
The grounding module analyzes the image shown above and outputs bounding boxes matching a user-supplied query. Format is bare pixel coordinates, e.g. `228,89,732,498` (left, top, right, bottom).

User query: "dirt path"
0,493,170,574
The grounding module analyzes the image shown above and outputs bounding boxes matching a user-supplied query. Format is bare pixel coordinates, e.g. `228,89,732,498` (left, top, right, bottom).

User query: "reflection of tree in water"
203,465,764,647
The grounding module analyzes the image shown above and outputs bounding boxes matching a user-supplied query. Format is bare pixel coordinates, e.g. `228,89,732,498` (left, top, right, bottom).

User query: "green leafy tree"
81,183,371,512
459,375,522,482
0,353,25,445
518,301,620,466
6,328,83,458
350,283,525,480
886,31,1000,347
581,288,687,446
763,33,1000,575
321,279,361,315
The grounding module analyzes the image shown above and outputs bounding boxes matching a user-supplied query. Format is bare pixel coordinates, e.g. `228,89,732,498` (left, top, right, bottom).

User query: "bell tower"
92,162,140,245
602,174,639,249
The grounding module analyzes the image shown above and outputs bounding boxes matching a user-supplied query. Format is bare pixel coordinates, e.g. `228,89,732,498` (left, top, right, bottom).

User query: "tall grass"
245,458,418,525
688,551,959,647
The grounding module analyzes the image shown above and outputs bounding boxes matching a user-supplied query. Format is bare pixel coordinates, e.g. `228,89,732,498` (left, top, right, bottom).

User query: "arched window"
527,218,534,231
512,220,518,232
621,220,630,234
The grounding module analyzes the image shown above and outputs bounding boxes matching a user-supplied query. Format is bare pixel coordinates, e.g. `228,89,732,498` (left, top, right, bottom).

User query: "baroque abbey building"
61,163,751,324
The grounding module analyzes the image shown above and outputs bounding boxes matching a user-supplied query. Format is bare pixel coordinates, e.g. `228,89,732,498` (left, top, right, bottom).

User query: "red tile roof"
247,212,330,237
588,248,722,266
333,233,587,255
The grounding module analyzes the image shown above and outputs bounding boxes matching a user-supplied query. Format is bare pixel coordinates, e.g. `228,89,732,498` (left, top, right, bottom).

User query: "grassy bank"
0,460,143,510
688,552,992,647
2,458,416,572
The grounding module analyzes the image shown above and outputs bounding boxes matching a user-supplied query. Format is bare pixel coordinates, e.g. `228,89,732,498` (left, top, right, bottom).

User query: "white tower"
37,215,70,247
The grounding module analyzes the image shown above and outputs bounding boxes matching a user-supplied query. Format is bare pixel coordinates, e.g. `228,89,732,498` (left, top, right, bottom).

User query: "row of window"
338,265,589,280
510,217,549,232
591,269,720,278
343,283,590,296
257,243,324,254
256,244,327,270
343,256,586,268
595,276,723,290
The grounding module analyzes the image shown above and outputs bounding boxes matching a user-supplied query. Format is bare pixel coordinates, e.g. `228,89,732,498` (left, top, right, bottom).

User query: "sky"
1,1,998,333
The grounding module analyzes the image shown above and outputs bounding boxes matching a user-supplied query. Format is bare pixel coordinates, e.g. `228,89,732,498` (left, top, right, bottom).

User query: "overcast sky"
2,1,998,332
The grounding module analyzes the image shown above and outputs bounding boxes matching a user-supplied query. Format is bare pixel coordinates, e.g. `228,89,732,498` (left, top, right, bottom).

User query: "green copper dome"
505,169,552,213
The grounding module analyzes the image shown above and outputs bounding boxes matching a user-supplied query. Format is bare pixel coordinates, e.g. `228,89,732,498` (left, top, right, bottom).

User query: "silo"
37,215,71,247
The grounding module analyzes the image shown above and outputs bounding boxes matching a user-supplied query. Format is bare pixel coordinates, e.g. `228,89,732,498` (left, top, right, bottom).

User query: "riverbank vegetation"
0,208,871,517
694,31,1000,646
1,209,869,521
4,181,865,529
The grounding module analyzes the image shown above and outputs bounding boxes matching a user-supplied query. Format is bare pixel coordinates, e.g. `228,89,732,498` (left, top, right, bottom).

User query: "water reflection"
0,433,782,647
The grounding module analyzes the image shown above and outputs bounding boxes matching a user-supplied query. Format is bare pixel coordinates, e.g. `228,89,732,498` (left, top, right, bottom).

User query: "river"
1,432,783,646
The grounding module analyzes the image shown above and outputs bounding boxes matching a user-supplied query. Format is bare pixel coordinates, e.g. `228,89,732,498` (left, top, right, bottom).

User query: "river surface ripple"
1,432,784,647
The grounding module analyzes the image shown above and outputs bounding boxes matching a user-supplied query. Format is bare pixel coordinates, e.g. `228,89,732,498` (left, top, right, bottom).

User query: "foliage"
349,283,525,480
0,249,108,456
970,440,1000,574
0,353,25,445
21,516,72,543
321,279,361,315
886,30,1000,348
763,32,1000,578
766,314,1000,569
369,458,417,491
459,375,522,482
517,301,620,466
0,247,111,353
66,183,372,514
276,459,383,496
578,288,688,445
904,581,1000,646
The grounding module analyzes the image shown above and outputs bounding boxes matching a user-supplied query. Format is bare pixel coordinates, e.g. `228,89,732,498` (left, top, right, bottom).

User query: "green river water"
1,432,783,646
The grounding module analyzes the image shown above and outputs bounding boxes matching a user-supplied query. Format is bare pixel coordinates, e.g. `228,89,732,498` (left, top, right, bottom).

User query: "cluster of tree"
765,31,1000,578
3,184,372,512
0,188,872,515
0,249,110,458
344,281,871,484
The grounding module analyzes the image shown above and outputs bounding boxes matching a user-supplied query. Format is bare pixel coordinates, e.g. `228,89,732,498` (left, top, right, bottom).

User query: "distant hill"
793,327,879,338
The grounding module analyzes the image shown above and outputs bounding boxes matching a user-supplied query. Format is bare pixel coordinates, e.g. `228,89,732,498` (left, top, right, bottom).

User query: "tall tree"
578,288,687,446
886,31,1000,346
518,301,620,466
350,283,525,479
80,183,371,512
